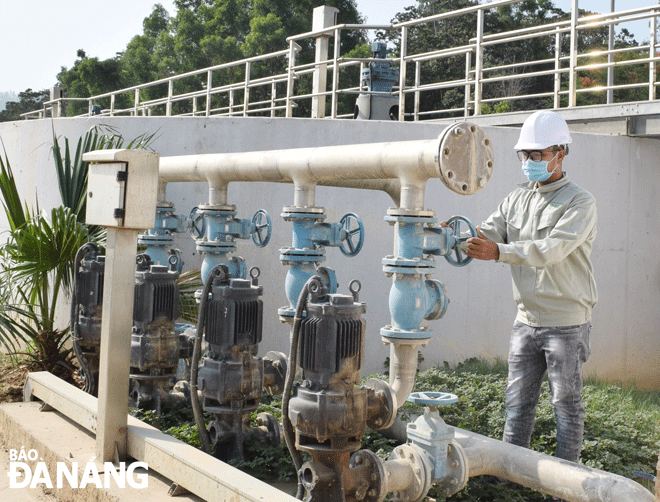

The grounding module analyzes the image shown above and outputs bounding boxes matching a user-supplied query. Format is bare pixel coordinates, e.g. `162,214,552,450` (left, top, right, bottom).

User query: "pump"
191,265,285,461
354,42,399,121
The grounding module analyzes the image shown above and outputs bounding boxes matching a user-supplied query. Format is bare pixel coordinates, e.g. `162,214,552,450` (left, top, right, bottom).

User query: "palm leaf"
0,143,28,231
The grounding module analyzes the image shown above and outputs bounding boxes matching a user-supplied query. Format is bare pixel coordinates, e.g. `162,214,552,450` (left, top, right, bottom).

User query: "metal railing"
22,0,660,121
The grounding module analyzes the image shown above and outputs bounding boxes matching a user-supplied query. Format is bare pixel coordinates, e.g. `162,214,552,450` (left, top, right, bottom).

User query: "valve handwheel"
445,215,477,267
188,206,206,240
339,212,365,257
251,209,272,247
407,391,458,406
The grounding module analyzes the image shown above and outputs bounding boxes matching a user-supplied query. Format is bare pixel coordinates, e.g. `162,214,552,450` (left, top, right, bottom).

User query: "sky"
1,0,657,94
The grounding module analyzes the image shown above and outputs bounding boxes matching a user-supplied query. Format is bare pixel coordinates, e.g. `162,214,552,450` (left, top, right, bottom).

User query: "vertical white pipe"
465,50,472,117
398,26,408,121
474,8,484,116
206,70,212,116
414,62,421,121
650,8,657,101
331,28,341,119
554,28,561,109
244,61,251,117
287,40,296,118
607,0,615,104
569,0,579,107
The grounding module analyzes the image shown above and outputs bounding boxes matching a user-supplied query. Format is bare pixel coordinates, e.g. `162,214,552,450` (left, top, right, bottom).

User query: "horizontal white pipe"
382,418,654,501
159,134,446,209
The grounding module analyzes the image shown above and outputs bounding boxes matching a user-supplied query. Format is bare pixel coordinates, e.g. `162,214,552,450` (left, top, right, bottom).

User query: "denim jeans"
503,321,591,462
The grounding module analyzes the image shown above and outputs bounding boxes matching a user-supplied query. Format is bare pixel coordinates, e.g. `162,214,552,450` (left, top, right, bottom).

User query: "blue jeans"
503,321,591,462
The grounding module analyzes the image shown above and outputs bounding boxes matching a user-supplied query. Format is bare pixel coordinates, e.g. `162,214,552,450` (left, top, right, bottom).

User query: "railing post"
312,6,338,118
465,50,472,117
650,8,657,101
193,96,198,116
330,28,341,119
474,8,484,116
166,80,174,116
607,0,615,104
244,61,251,117
271,82,277,117
414,61,421,121
555,28,561,108
568,0,579,108
206,70,212,116
134,89,139,116
229,89,235,116
286,40,296,117
110,94,116,117
398,25,408,121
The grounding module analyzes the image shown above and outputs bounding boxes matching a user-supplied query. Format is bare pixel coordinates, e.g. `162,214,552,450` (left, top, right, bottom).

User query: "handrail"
22,1,660,121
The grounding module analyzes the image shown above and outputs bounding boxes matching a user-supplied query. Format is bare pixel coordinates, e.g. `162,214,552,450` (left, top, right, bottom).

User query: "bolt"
415,467,421,475
354,455,363,464
452,460,459,468
479,177,486,188
367,488,376,498
374,418,383,427
273,361,281,368
370,473,377,482
451,477,458,486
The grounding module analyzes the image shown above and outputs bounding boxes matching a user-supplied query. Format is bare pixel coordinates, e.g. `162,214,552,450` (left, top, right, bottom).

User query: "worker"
452,110,597,500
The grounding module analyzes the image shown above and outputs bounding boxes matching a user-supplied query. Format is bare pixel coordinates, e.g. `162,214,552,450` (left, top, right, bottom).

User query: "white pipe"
159,136,444,210
388,340,424,406
452,427,655,502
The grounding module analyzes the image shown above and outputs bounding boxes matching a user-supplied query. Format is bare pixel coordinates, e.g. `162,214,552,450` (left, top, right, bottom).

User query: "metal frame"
21,0,660,121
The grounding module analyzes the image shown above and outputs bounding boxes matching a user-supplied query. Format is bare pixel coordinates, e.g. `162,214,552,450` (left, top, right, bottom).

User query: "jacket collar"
518,173,570,193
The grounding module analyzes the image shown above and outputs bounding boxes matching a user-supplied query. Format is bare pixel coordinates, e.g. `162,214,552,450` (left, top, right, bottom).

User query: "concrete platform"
0,401,204,502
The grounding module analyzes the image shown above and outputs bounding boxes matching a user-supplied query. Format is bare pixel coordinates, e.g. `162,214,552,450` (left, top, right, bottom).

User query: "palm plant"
0,125,157,371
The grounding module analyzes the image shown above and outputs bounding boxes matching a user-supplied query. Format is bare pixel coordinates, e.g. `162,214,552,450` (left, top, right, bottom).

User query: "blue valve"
407,391,458,406
251,209,272,248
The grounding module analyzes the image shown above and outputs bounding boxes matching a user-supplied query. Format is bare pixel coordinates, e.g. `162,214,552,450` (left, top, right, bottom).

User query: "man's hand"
466,226,499,261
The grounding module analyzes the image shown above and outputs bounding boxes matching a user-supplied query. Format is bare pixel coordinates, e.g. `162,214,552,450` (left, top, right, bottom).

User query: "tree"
0,89,49,122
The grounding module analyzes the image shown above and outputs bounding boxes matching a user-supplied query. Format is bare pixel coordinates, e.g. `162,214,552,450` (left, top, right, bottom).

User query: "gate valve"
444,215,477,267
188,206,272,248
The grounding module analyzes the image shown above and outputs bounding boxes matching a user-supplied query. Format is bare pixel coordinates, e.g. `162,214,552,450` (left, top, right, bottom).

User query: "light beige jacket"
480,175,597,327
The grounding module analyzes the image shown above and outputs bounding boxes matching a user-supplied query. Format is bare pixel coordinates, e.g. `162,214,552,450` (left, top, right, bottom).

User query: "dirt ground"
0,356,81,404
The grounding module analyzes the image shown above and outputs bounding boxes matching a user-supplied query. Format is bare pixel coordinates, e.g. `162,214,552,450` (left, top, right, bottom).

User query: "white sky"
0,0,657,93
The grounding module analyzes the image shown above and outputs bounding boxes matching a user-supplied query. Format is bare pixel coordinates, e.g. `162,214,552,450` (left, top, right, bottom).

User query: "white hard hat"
514,110,572,150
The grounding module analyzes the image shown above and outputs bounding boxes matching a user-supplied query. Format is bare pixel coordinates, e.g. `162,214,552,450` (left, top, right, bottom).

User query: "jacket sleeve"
497,194,597,268
479,196,509,244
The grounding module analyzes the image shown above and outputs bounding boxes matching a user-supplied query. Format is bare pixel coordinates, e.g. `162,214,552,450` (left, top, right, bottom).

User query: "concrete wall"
1,116,658,389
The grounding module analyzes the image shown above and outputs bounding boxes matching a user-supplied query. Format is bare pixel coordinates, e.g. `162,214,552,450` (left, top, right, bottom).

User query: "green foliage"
0,126,155,371
0,89,49,122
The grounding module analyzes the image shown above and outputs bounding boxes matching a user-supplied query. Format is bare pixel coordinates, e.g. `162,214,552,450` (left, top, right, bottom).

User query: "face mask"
521,153,558,182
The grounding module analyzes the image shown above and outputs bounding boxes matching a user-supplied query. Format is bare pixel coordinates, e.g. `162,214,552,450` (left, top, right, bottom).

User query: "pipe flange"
364,378,398,430
437,122,494,196
380,325,432,340
198,203,237,212
384,214,438,225
282,205,326,214
350,450,387,502
436,441,469,497
388,444,432,502
386,207,436,218
156,201,175,209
